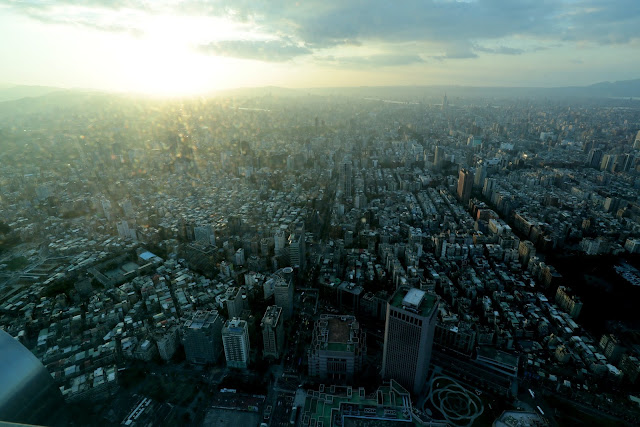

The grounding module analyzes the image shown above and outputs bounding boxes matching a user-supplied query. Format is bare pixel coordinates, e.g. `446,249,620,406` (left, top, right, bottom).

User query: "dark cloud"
317,54,424,68
198,39,311,62
205,0,640,49
559,0,640,45
474,45,525,55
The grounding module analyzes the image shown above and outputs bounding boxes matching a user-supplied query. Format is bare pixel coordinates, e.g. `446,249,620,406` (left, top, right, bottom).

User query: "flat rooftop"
302,381,414,427
328,317,350,344
390,287,437,318
476,346,518,368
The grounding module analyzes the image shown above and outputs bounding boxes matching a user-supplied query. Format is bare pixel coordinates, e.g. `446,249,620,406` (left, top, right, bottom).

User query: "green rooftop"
389,287,437,318
326,342,350,352
301,381,418,427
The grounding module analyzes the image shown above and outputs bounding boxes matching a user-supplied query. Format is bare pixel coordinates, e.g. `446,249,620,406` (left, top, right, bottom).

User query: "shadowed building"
222,318,251,369
261,305,284,359
308,314,366,382
273,267,294,320
183,310,223,364
382,287,439,395
457,168,474,204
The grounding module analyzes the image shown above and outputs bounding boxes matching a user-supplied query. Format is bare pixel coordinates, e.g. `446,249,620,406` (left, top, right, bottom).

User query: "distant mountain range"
0,85,63,103
219,79,640,100
1,78,640,104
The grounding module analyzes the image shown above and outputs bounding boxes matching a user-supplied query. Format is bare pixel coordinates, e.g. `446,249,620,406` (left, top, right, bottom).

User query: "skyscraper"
382,287,439,395
586,148,603,169
222,318,251,369
183,310,223,364
273,267,294,320
457,168,474,205
225,286,247,319
274,229,286,256
341,159,353,198
261,305,284,359
289,232,306,271
434,146,444,168
194,225,215,245
474,164,487,188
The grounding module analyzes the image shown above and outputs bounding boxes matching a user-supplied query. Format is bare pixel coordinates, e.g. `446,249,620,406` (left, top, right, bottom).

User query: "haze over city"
2,1,640,427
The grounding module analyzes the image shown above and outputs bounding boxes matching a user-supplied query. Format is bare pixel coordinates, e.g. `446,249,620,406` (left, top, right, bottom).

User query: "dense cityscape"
2,87,640,427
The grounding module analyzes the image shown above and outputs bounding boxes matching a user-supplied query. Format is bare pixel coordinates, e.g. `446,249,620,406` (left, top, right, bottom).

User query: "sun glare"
116,14,257,96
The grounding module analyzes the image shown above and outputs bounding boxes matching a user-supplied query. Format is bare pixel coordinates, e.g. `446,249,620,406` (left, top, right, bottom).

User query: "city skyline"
1,86,640,425
1,0,640,95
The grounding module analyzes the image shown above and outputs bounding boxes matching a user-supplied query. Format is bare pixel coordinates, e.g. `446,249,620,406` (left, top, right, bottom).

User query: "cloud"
430,41,478,60
558,0,640,45
0,0,145,36
316,54,424,68
474,45,525,55
198,39,311,62
3,0,640,63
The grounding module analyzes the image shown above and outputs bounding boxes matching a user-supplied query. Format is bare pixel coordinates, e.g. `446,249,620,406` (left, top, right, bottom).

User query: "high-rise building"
622,154,636,172
274,229,286,256
474,164,487,188
586,148,603,169
235,248,245,266
261,305,284,359
273,267,294,320
555,286,583,319
457,168,474,205
225,286,247,319
308,314,366,381
194,225,215,246
183,310,223,364
482,177,495,197
289,232,306,271
155,325,179,361
518,240,536,268
620,354,640,383
382,287,439,395
341,159,353,198
121,199,134,217
434,146,444,168
222,318,251,369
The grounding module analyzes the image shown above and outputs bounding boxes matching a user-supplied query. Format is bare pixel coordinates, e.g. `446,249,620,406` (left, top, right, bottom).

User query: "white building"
222,318,250,369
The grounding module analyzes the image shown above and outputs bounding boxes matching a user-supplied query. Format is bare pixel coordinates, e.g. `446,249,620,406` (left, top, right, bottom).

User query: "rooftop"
328,317,350,344
390,287,438,318
261,305,282,327
302,381,415,427
313,315,361,353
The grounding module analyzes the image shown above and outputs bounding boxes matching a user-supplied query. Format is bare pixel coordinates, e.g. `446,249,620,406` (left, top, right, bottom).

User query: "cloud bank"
2,0,639,64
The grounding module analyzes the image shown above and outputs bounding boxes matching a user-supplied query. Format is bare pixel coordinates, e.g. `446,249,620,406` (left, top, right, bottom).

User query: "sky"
1,0,639,96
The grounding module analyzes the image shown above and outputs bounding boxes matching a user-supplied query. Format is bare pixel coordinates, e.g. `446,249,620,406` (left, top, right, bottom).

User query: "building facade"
382,287,439,395
182,310,223,364
273,267,294,320
222,318,251,369
261,305,284,358
457,168,474,204
555,286,583,319
308,314,366,381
